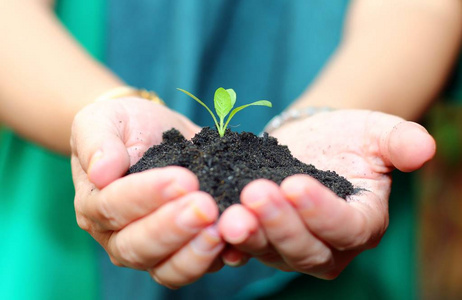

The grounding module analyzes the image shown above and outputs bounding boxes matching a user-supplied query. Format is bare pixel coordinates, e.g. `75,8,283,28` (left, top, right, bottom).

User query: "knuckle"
270,226,299,247
169,258,197,284
74,194,84,216
97,194,120,229
336,213,370,250
75,214,92,231
146,217,183,248
74,195,92,231
293,248,333,271
346,209,389,250
114,236,144,269
150,272,180,290
149,262,194,289
109,255,125,267
314,214,343,239
347,229,369,249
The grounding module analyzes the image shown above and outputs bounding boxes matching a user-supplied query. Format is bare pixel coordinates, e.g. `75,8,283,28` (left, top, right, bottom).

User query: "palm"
99,98,200,166
272,110,401,204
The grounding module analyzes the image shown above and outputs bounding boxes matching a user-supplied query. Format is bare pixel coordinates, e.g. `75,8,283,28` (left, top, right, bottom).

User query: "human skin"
218,111,435,277
3,0,460,289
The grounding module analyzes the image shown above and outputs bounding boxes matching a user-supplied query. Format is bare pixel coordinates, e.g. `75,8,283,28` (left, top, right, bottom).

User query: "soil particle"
128,127,355,213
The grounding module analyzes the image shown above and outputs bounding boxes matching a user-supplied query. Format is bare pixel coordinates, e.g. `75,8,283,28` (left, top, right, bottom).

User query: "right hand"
71,98,225,288
218,109,436,277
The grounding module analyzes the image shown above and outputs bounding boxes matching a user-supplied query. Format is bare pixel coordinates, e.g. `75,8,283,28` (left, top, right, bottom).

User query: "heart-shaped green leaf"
214,87,233,120
226,89,236,107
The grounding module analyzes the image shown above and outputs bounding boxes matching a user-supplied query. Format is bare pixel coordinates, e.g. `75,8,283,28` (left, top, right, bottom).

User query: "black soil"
128,127,355,213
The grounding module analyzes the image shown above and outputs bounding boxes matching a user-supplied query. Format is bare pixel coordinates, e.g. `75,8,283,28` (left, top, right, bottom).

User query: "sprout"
177,87,272,137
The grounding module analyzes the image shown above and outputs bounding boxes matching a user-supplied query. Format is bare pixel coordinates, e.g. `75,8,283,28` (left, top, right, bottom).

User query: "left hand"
218,109,435,278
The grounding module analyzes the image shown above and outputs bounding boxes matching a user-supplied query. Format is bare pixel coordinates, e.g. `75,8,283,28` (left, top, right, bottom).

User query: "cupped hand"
71,98,225,288
218,109,435,278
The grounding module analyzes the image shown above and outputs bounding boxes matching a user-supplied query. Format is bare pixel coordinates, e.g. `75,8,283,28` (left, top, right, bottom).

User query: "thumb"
379,120,436,172
71,104,130,189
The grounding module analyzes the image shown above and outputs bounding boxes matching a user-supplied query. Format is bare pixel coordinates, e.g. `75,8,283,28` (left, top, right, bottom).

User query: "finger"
372,113,436,172
107,191,218,269
387,121,435,172
218,204,261,244
71,103,130,189
221,246,251,267
149,225,225,288
218,204,268,255
78,166,199,231
219,205,286,269
281,174,388,250
240,179,334,272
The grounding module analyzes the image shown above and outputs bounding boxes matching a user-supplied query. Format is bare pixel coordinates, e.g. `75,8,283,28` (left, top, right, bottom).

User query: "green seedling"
177,87,272,137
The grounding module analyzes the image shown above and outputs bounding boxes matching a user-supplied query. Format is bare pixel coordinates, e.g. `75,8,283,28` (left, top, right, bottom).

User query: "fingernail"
222,250,247,267
285,182,315,211
162,181,188,199
224,220,249,244
191,226,223,254
286,192,314,211
245,195,280,220
88,150,104,175
176,200,214,230
409,121,429,134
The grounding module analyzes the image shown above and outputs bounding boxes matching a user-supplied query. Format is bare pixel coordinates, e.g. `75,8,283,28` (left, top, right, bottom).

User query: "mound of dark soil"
128,127,354,213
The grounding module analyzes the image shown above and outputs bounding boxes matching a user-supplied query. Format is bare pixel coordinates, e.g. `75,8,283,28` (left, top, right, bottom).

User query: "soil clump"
128,127,355,213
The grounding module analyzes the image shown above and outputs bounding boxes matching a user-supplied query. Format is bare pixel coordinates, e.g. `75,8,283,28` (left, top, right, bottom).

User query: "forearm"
0,0,124,154
293,0,462,120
